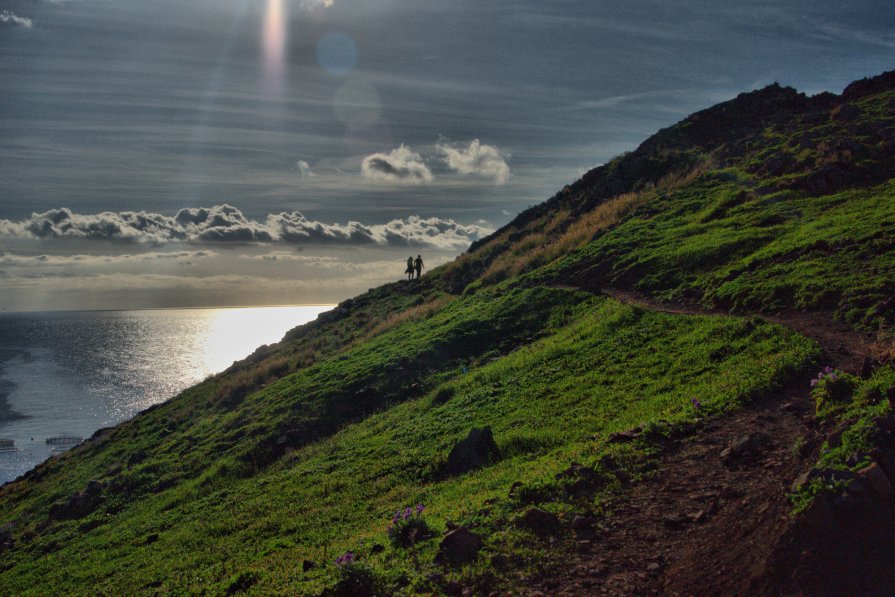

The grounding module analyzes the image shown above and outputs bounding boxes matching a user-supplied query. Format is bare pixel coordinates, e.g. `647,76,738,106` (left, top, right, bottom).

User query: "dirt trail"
525,287,877,596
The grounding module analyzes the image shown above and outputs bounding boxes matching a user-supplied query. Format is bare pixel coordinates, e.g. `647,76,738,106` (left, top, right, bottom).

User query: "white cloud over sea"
0,205,491,250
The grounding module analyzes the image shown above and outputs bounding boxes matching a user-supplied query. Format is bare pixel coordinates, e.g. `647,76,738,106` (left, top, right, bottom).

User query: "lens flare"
262,0,287,92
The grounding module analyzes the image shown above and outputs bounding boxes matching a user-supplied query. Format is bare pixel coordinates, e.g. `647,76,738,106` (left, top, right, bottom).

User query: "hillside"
1,70,894,595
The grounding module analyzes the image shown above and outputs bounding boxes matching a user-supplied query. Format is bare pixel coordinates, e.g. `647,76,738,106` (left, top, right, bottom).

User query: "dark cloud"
1,206,492,250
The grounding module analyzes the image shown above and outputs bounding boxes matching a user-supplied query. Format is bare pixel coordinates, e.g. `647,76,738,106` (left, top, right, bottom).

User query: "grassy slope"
0,297,817,594
0,74,893,595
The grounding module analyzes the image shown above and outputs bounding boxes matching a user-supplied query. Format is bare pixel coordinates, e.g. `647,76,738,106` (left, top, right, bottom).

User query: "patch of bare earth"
523,287,885,596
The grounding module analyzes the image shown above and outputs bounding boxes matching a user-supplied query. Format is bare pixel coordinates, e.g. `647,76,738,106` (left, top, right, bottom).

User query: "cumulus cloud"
1,206,492,250
296,160,316,178
0,11,33,28
301,0,334,8
0,251,216,267
437,139,510,185
361,145,433,184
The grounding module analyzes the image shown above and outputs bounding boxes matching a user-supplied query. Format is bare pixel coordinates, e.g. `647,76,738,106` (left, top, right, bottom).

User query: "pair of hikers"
405,255,424,280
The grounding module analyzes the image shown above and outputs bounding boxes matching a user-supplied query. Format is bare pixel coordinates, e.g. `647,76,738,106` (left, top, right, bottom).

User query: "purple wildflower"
824,366,834,375
415,503,425,515
403,507,412,520
392,511,401,523
335,551,355,566
690,398,702,409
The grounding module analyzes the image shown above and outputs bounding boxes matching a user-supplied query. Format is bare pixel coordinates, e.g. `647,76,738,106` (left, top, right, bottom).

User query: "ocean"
0,305,331,484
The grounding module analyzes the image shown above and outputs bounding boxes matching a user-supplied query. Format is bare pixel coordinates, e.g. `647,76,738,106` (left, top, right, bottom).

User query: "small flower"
824,366,834,375
403,507,412,520
415,503,425,515
810,379,818,387
690,398,702,409
392,511,401,523
335,551,355,566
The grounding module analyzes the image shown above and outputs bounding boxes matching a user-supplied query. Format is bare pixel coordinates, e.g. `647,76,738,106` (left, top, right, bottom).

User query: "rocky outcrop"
441,427,501,477
48,480,103,521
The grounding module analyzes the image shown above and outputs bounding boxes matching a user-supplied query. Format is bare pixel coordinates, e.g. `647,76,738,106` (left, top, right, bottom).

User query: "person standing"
406,256,414,281
414,254,424,280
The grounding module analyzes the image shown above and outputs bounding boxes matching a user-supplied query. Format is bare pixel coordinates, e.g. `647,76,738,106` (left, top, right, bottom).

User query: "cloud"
361,145,433,184
0,10,33,28
1,206,492,250
296,160,316,178
0,250,217,267
437,139,510,185
301,0,334,8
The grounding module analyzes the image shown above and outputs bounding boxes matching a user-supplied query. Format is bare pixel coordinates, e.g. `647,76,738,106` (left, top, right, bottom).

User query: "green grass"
0,298,818,595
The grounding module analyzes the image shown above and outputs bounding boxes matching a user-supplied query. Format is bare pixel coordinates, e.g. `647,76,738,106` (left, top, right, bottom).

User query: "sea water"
0,306,331,484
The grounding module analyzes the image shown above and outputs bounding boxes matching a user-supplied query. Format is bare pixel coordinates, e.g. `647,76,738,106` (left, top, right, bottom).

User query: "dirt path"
524,287,877,596
600,288,874,374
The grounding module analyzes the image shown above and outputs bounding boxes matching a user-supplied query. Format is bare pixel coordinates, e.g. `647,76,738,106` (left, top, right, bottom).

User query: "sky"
0,0,892,311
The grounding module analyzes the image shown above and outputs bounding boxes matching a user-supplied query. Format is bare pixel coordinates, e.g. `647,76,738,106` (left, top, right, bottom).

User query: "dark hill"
0,69,893,595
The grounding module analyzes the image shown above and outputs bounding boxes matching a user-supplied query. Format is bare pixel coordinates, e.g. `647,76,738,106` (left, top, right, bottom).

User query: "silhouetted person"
405,256,414,281
414,254,424,279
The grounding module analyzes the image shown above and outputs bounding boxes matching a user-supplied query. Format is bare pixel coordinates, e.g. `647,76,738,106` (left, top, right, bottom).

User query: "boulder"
858,463,894,498
435,527,482,565
442,427,501,477
571,514,596,537
720,433,770,467
518,507,561,537
48,480,104,521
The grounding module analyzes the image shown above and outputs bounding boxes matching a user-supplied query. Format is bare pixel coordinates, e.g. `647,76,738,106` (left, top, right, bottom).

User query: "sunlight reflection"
200,306,331,374
262,0,287,92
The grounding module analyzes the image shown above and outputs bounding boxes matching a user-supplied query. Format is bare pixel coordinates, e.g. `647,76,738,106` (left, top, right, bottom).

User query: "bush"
387,505,434,548
811,367,859,417
330,553,381,597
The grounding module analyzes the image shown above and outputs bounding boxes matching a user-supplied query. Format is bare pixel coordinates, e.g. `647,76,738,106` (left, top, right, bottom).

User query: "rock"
435,527,482,565
571,514,596,536
858,463,894,498
870,448,895,482
647,562,662,573
302,559,316,572
720,432,770,466
442,427,501,477
49,481,104,521
507,482,524,499
860,357,878,379
662,514,687,529
790,470,812,493
0,524,14,552
518,507,561,537
608,427,642,443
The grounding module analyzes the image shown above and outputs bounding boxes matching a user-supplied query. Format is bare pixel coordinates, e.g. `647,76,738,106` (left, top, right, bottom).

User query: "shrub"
330,552,381,597
387,504,433,548
811,367,859,417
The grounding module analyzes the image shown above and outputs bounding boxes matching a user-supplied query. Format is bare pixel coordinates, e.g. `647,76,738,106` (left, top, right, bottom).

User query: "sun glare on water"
200,305,331,374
